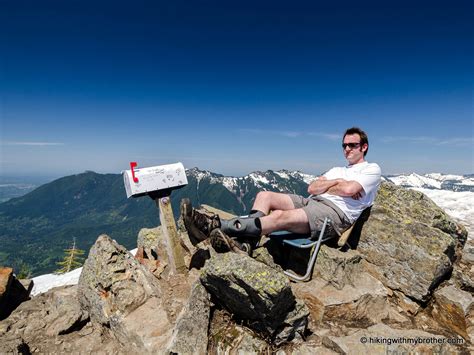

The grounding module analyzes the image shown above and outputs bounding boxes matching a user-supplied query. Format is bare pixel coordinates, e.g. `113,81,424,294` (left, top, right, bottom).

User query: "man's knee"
255,191,275,202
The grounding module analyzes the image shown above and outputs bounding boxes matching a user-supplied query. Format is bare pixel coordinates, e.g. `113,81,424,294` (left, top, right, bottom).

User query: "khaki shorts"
288,194,352,238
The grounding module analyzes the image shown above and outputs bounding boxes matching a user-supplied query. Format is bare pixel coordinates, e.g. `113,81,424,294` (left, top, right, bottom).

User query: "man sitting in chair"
182,127,381,254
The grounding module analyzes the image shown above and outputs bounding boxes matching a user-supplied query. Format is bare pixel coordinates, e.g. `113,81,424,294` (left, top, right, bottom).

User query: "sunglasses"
342,142,361,149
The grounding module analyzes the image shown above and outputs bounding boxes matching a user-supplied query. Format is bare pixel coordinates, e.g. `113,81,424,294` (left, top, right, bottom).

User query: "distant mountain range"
0,169,472,276
386,173,474,192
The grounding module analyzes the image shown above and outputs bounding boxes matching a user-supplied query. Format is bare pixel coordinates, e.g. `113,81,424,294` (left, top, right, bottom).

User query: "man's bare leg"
252,191,296,215
259,209,310,235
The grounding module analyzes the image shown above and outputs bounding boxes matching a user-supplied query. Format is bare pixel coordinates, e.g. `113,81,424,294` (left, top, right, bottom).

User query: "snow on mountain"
222,176,238,191
388,173,474,192
388,173,443,189
189,168,317,194
425,173,464,181
249,172,270,186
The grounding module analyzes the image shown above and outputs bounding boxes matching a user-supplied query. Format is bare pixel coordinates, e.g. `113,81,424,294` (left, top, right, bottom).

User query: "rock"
19,279,34,294
0,267,14,319
137,226,163,260
201,252,309,344
289,343,339,354
0,285,121,354
165,281,211,355
452,239,474,293
322,323,465,354
292,272,396,328
78,234,173,352
200,204,237,220
393,290,422,316
313,246,363,290
460,240,474,264
136,227,169,278
431,285,473,341
208,308,270,354
188,241,212,270
0,267,31,320
356,182,464,302
252,244,285,272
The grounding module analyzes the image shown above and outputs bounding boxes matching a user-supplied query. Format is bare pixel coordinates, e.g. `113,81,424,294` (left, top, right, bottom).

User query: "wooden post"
156,196,187,275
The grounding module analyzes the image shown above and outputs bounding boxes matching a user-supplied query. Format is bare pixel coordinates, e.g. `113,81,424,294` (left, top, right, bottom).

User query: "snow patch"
249,173,270,186
222,177,238,192
31,248,138,296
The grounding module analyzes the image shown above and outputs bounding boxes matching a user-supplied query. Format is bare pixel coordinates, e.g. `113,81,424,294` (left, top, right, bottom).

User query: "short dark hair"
343,127,369,156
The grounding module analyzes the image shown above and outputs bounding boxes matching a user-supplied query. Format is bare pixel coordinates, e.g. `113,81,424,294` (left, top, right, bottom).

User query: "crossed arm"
308,176,364,199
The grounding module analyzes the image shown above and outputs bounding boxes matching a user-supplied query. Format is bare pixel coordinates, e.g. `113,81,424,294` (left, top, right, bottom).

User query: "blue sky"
1,0,472,178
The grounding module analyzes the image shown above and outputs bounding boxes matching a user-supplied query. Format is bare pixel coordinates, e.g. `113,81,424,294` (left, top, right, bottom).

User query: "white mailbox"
123,162,188,198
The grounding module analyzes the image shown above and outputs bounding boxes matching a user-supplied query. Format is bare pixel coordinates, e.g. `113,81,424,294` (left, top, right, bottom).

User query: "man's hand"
325,180,365,198
308,176,339,195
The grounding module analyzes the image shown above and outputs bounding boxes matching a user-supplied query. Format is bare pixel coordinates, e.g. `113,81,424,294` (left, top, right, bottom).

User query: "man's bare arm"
308,176,340,195
308,176,364,199
326,180,364,198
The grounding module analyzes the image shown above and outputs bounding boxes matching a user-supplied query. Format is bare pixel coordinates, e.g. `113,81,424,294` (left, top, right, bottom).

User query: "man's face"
342,133,368,165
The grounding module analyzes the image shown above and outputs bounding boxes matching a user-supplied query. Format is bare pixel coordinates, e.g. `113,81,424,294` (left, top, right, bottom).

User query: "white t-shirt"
319,161,381,223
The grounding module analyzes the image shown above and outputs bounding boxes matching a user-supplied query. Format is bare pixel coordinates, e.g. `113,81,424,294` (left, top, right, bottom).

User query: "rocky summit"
0,181,472,354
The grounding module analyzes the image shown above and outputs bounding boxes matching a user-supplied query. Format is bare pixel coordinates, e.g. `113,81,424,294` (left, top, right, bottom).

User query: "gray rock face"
431,285,473,341
452,239,474,293
322,323,463,354
77,234,173,352
78,235,161,325
0,267,31,320
208,308,270,354
356,182,464,302
0,285,121,354
166,281,211,355
313,246,363,290
292,272,393,328
200,252,309,344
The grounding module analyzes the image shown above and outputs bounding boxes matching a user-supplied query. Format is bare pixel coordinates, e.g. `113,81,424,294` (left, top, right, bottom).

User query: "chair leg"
284,218,330,282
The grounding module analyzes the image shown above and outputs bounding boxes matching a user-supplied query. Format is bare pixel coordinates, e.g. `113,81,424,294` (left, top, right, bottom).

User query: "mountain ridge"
0,168,314,276
1,168,472,276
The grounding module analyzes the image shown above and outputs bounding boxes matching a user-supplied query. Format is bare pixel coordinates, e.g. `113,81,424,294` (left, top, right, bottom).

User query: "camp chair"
268,210,366,282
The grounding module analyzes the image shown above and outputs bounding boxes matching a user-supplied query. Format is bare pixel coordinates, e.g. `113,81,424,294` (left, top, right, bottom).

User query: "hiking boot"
180,198,221,245
210,228,251,255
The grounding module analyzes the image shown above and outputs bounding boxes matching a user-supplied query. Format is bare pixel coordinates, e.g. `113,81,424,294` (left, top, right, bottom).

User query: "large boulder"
77,234,173,352
451,238,474,293
165,281,211,354
291,272,409,329
200,252,309,345
0,285,121,354
356,182,467,302
0,267,31,320
429,285,473,342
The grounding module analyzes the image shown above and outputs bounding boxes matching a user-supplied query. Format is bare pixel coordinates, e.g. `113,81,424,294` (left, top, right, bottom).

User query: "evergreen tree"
55,238,85,274
13,258,32,279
